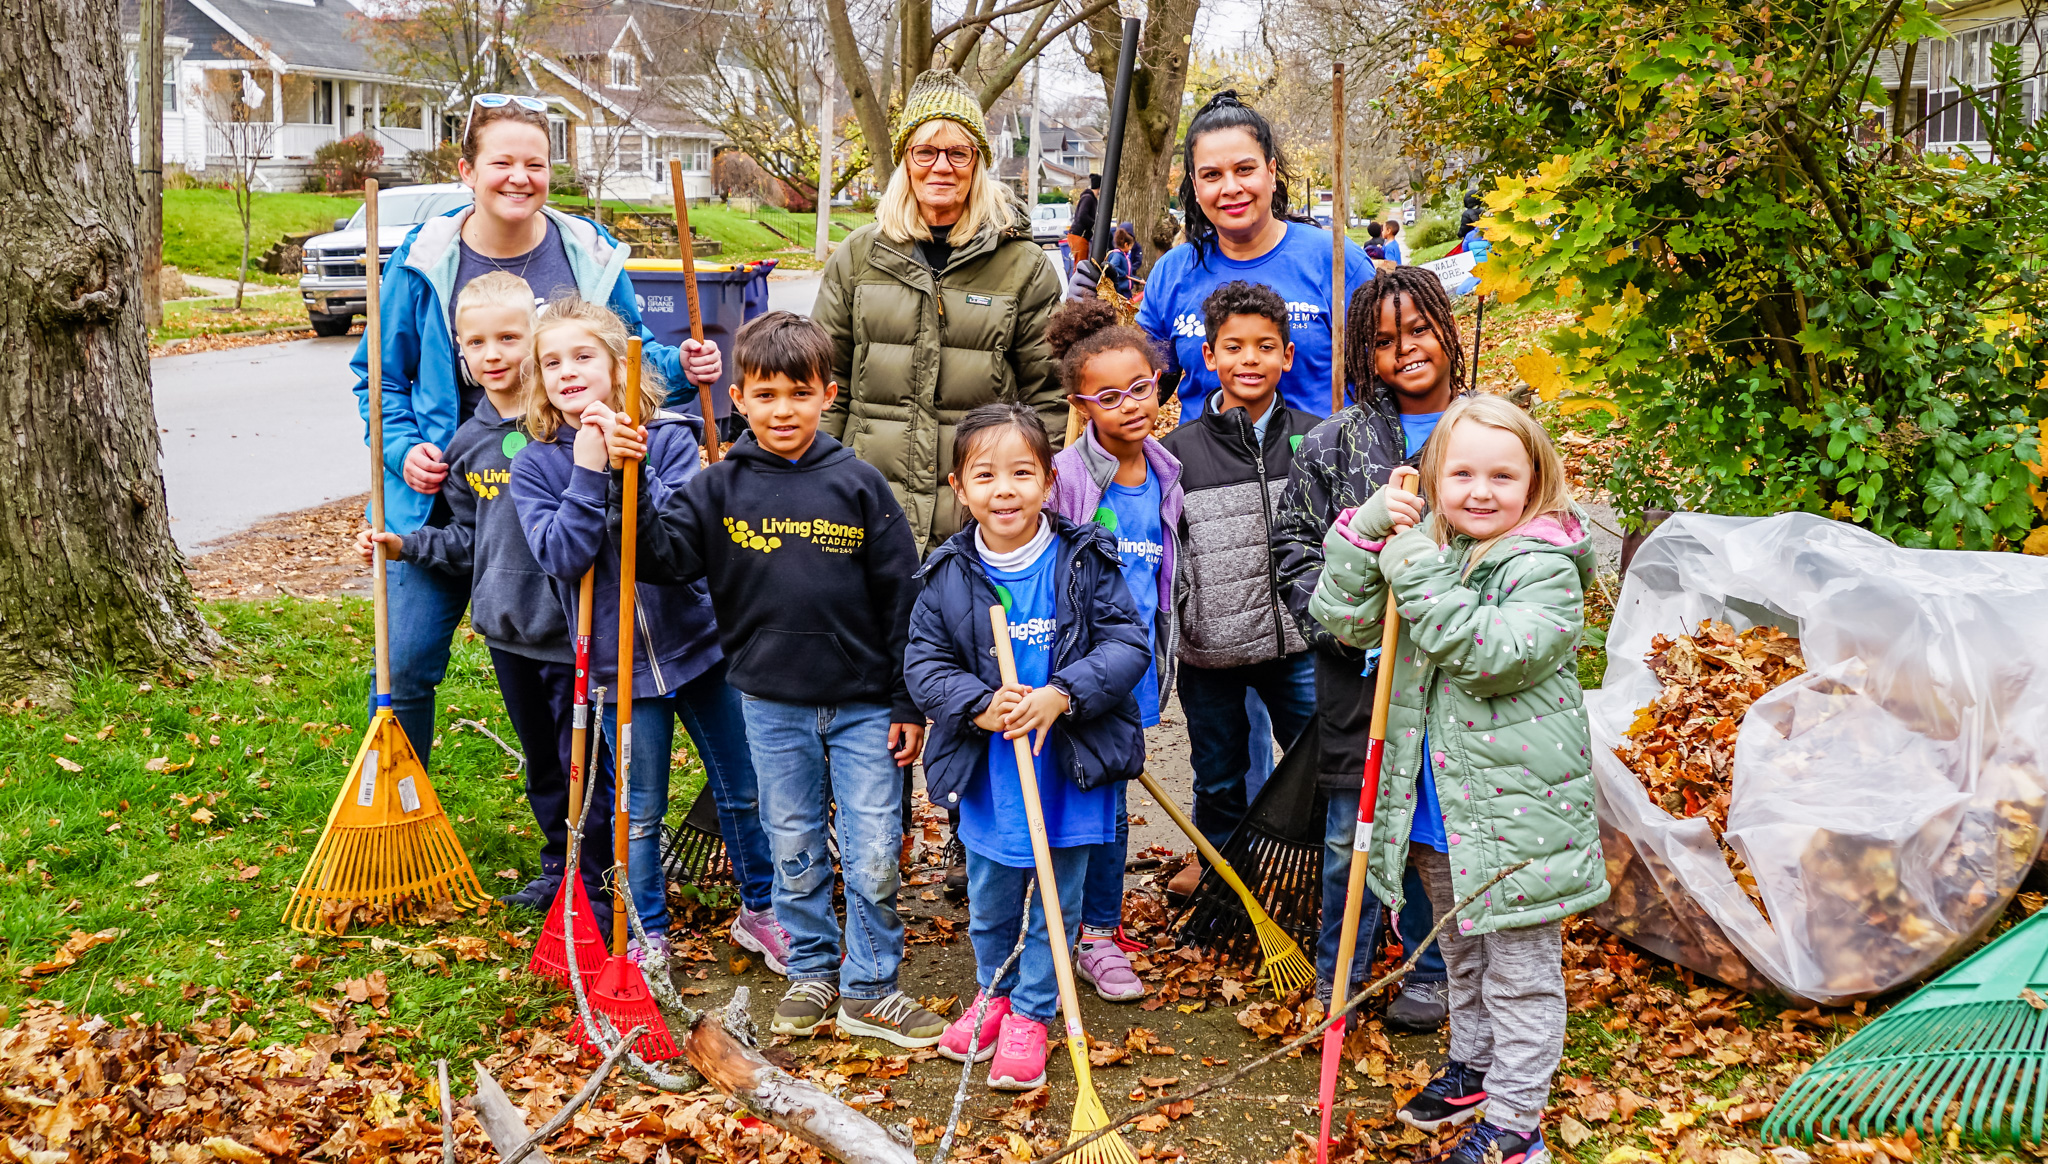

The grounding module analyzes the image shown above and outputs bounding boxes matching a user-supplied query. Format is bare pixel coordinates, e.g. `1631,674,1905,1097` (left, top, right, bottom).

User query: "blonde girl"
1308,394,1604,1164
511,297,788,969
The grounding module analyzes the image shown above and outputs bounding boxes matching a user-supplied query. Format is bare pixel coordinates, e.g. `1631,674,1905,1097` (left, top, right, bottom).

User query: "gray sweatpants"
1411,843,1565,1134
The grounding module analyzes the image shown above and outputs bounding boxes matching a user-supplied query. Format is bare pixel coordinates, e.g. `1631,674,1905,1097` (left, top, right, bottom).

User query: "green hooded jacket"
814,210,1066,554
1308,500,1609,936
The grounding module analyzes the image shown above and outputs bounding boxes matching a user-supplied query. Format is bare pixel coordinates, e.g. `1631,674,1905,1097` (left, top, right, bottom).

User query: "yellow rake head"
1064,1035,1140,1164
282,709,487,934
1256,914,1317,998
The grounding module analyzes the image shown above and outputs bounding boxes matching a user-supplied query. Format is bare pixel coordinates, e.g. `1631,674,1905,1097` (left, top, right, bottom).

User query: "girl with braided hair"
1274,264,1469,1023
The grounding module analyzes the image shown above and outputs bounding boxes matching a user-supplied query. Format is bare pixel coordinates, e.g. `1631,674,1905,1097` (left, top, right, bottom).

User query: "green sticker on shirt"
1093,505,1118,531
994,584,1015,612
1289,434,1304,453
502,431,530,459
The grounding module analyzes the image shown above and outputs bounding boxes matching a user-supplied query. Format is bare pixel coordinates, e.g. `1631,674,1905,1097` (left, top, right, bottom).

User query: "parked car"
299,183,474,336
1030,201,1072,246
1403,205,1418,225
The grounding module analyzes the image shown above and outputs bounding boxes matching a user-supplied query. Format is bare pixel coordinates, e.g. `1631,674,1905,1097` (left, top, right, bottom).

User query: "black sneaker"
942,836,968,901
1397,1059,1488,1133
500,873,561,912
1384,977,1450,1033
1442,1121,1548,1164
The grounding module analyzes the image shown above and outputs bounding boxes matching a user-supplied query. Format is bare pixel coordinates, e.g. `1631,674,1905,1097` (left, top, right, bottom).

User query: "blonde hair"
523,296,666,441
876,119,1016,246
453,271,536,337
1417,394,1573,572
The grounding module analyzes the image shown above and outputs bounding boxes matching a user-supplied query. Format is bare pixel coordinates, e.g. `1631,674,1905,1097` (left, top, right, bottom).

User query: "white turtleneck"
975,513,1055,572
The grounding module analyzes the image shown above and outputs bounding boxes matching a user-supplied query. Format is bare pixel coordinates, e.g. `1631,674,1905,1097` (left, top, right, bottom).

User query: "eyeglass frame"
1069,373,1159,411
462,93,550,150
906,143,979,170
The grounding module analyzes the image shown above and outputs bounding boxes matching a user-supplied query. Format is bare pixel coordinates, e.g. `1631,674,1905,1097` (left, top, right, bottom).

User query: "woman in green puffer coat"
814,69,1066,555
1309,394,1606,1164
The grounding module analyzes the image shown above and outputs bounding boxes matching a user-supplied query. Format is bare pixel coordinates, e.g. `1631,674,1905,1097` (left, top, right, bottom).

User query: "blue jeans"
966,845,1089,1024
1247,693,1274,800
670,662,774,913
601,695,677,936
742,698,905,1000
374,559,470,770
1400,861,1446,984
1320,789,1386,1001
1177,653,1317,850
1081,783,1128,931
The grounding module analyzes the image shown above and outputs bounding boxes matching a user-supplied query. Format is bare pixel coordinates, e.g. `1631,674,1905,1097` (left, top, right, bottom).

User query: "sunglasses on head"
463,93,548,142
1071,374,1159,410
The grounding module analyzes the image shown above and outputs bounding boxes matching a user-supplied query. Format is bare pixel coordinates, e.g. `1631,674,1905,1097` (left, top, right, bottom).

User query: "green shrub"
1038,192,1070,204
311,133,384,192
1407,213,1456,250
411,142,461,184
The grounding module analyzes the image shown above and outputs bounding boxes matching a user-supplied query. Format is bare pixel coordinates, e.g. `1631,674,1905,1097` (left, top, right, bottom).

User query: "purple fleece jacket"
1048,422,1184,697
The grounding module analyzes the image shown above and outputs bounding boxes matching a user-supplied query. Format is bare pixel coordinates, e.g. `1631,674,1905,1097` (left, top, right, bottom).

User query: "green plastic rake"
1765,908,2048,1147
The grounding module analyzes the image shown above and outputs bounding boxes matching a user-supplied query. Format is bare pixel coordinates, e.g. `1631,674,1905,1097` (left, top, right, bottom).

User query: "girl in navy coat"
905,403,1150,1091
511,296,784,967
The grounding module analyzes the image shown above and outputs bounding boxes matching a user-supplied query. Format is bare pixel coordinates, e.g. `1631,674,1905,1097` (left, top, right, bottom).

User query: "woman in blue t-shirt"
1135,92,1373,423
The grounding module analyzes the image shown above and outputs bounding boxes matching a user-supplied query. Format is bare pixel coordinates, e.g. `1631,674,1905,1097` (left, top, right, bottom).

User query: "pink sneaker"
729,906,793,977
987,1012,1049,1091
1075,937,1146,1002
937,992,1011,1064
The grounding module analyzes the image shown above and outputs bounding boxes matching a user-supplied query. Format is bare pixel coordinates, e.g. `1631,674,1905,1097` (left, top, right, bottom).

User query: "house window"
609,52,638,89
548,116,569,163
1925,23,2032,146
127,52,181,113
617,131,643,173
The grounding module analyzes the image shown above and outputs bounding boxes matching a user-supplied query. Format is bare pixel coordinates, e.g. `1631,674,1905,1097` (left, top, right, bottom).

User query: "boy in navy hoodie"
637,311,945,1049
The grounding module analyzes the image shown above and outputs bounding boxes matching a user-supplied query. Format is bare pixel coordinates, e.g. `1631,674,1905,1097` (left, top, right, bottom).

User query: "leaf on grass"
19,929,123,980
133,873,161,888
237,864,261,881
1557,1114,1593,1148
50,756,81,773
1579,1091,1617,1122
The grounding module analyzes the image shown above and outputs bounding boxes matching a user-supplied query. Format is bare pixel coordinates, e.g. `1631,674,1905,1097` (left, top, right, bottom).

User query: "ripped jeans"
741,697,905,1001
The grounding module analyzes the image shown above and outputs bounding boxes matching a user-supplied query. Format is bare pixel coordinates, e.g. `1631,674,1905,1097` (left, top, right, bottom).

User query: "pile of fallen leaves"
184,495,370,602
1613,619,1807,919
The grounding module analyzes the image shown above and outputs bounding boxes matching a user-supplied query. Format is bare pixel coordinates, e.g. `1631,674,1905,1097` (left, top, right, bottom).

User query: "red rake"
571,339,677,1062
1317,467,1417,1164
531,570,604,986
531,869,608,989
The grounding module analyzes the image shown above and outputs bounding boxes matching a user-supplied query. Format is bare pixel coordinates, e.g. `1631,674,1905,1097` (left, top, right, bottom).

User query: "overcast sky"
1028,0,1267,103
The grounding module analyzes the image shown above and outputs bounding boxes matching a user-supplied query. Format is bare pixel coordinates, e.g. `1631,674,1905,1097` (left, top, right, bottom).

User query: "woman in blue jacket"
349,96,721,771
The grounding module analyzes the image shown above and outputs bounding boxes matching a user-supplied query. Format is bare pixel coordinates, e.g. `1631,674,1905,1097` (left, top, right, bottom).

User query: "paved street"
153,273,828,552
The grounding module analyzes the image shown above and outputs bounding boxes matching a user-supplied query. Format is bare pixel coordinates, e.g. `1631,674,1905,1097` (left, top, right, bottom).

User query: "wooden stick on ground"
436,1059,454,1164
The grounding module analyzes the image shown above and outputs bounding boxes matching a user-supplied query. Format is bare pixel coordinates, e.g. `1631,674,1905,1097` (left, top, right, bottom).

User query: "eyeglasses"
462,93,549,143
1071,374,1158,410
907,143,977,169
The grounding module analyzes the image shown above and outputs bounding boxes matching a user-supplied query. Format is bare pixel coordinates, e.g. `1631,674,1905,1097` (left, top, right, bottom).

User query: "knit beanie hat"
893,69,992,163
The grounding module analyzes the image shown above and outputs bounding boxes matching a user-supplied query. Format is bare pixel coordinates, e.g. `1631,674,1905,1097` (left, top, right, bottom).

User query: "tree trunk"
822,0,895,179
0,0,211,701
1083,0,1199,277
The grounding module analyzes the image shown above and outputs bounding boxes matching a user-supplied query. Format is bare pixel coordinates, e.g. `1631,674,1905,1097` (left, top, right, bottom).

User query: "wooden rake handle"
667,159,719,465
989,605,1101,1094
613,338,644,956
1135,769,1262,911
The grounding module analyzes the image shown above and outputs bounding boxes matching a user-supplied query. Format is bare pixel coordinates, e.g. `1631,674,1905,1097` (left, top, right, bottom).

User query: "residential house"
989,110,1098,199
524,5,720,203
1879,3,2045,156
121,0,445,188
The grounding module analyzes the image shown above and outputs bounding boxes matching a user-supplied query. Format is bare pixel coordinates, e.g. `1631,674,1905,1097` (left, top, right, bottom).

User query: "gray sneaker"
1384,977,1450,1033
772,980,839,1037
836,990,947,1049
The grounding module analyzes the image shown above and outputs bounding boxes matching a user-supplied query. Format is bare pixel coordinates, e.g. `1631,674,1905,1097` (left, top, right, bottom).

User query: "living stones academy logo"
725,515,867,554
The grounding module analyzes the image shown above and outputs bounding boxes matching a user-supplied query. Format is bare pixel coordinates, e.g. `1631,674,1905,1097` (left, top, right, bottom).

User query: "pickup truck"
299,183,474,336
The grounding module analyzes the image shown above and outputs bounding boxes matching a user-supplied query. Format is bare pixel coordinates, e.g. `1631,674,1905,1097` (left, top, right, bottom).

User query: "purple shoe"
1075,937,1146,1002
730,905,793,976
626,933,671,966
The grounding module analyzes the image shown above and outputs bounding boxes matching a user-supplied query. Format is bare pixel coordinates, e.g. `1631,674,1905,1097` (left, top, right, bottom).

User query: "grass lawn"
163,189,362,283
154,289,307,343
0,598,699,1068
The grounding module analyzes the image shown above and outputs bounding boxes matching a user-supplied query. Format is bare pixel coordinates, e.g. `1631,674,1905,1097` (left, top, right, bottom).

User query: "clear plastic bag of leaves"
1587,513,2048,1005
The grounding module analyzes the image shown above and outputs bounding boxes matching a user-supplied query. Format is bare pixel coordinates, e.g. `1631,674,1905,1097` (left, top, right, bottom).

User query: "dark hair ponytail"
1176,91,1308,266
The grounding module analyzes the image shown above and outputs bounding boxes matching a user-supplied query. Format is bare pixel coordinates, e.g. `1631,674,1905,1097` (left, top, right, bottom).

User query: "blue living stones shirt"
960,535,1122,867
1137,222,1374,421
1096,477,1164,726
1397,408,1450,850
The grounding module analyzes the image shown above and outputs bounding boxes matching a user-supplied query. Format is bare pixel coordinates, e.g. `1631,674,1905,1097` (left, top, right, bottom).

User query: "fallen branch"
1031,860,1533,1164
501,1025,647,1164
934,879,1036,1161
682,993,918,1164
437,1059,454,1164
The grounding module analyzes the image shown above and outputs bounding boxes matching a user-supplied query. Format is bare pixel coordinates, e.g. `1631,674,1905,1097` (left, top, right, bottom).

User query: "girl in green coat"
1309,394,1606,1164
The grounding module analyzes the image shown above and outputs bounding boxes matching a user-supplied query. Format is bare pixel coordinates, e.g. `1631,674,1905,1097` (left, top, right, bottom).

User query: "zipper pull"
935,281,946,323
